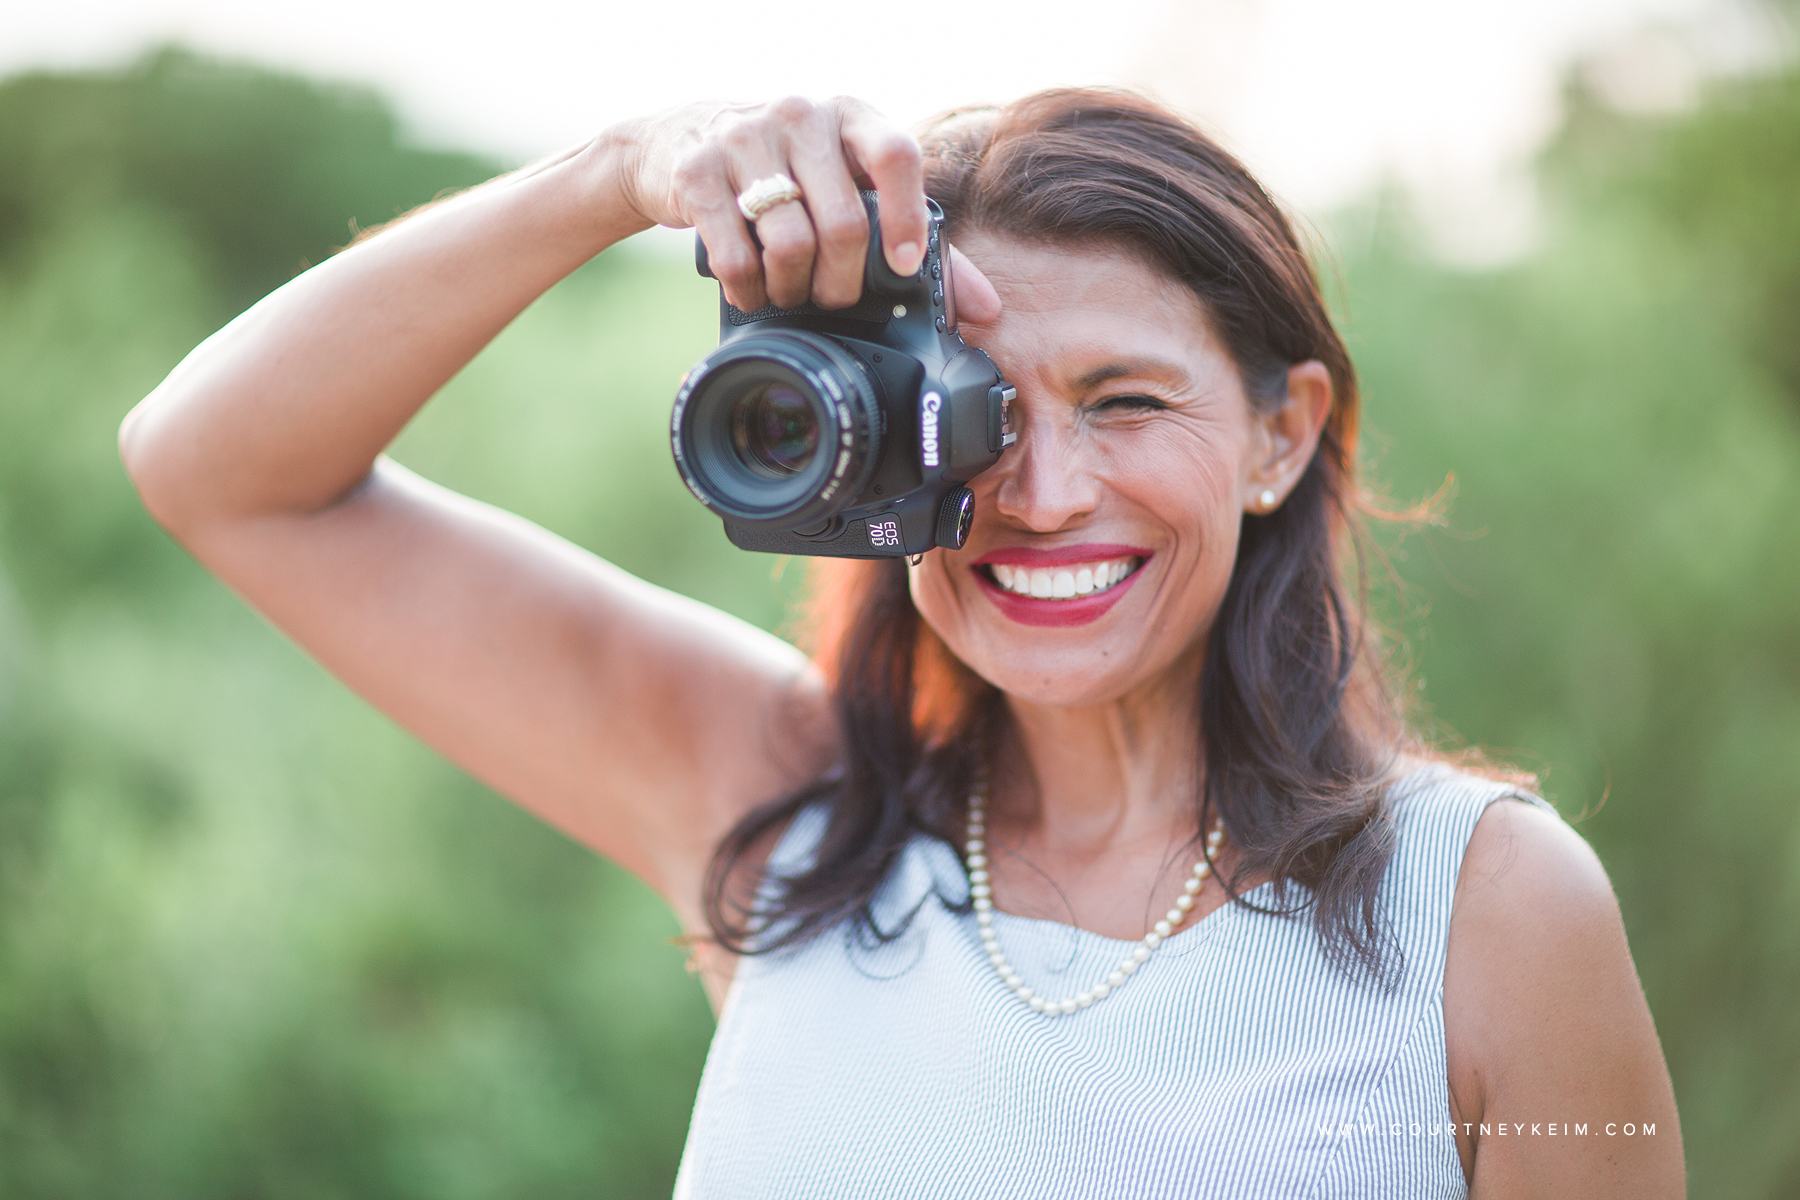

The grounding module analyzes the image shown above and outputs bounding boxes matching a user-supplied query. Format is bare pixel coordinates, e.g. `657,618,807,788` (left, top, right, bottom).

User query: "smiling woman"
118,87,1682,1198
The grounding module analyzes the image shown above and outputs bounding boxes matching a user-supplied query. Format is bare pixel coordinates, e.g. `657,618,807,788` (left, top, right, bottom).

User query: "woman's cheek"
908,557,960,634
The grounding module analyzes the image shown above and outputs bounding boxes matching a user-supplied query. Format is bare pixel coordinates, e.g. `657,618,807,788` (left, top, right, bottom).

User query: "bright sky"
7,0,1751,257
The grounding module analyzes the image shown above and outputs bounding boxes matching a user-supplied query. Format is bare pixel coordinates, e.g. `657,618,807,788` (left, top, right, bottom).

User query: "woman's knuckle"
769,94,815,124
717,114,762,154
871,132,921,172
761,227,815,268
828,95,870,122
669,148,715,191
711,248,758,287
816,207,868,253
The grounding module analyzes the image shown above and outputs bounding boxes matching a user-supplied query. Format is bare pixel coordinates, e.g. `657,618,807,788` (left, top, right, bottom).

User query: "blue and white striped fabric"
675,764,1534,1198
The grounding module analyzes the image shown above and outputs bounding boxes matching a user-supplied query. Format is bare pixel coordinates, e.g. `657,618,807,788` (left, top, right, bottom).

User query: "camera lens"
729,383,819,478
672,330,883,526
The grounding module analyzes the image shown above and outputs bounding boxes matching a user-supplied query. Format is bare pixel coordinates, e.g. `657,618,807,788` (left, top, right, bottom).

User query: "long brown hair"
706,89,1419,980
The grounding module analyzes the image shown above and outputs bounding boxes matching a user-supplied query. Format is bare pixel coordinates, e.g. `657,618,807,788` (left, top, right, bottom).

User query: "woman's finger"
717,109,816,310
747,192,818,311
946,242,1003,326
833,98,927,278
675,133,771,311
694,201,768,312
781,108,872,309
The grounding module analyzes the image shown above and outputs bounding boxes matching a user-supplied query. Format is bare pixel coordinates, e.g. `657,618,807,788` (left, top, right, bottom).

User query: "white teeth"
987,557,1140,601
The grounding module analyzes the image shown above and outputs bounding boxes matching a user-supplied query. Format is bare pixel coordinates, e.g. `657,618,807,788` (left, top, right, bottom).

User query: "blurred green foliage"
0,35,1795,1200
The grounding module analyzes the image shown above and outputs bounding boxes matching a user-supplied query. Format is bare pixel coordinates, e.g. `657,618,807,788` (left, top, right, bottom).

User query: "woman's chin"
956,642,1155,710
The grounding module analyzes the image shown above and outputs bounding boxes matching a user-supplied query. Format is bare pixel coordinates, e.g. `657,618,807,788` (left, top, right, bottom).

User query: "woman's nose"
987,408,1100,533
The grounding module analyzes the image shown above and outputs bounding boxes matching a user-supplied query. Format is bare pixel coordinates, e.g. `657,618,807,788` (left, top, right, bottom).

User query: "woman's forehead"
962,232,1193,304
956,233,1229,389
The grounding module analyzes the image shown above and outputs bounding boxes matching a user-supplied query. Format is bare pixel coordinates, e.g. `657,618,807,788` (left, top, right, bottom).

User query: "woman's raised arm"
117,98,934,942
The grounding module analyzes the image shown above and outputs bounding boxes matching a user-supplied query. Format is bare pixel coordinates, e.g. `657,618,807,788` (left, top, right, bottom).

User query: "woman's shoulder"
1449,775,1612,937
1438,772,1680,1189
1381,757,1558,872
1431,757,1624,1053
1380,757,1600,902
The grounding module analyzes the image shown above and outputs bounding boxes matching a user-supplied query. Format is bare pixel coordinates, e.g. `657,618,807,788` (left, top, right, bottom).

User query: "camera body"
670,192,1015,558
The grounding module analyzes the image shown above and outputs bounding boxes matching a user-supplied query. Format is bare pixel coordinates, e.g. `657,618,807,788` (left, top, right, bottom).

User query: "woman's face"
911,233,1309,710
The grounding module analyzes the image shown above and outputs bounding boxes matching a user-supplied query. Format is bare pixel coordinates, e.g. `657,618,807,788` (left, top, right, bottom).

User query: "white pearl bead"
967,796,1228,1015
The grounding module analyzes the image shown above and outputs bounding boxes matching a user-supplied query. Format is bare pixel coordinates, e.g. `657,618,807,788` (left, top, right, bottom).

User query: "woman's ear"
1244,361,1332,513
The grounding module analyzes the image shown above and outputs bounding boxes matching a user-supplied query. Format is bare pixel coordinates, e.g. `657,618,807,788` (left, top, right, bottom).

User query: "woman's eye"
1095,394,1168,412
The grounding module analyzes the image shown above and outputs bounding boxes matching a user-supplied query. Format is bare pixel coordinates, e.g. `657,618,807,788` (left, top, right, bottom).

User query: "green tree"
0,48,770,1200
1343,31,1800,1196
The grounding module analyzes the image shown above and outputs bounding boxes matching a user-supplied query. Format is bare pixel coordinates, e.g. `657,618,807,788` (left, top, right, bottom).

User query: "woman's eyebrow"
1070,356,1191,391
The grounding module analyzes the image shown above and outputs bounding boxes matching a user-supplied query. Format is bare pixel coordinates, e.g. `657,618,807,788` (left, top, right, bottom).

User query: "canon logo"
921,392,942,468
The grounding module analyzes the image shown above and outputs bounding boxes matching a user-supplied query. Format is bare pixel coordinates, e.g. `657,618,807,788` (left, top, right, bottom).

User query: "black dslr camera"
670,192,1015,558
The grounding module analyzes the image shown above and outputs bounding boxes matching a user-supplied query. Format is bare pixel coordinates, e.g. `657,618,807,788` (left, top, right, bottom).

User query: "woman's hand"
615,96,998,320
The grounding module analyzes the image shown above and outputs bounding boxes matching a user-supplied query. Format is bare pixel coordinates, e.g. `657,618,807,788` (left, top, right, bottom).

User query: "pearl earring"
1259,489,1276,508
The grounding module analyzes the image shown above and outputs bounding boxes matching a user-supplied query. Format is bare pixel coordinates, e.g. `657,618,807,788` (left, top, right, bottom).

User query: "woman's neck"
993,653,1206,859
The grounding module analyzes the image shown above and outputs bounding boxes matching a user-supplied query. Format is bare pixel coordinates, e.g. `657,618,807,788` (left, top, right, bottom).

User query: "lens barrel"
671,331,883,526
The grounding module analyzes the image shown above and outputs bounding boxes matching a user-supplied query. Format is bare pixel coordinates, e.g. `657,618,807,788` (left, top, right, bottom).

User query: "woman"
120,89,1682,1196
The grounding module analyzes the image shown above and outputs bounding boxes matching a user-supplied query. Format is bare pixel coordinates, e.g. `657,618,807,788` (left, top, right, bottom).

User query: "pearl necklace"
964,789,1225,1016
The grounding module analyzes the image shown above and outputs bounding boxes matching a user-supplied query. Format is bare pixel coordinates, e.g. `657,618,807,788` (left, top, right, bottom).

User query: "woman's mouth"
970,547,1152,627
983,556,1142,600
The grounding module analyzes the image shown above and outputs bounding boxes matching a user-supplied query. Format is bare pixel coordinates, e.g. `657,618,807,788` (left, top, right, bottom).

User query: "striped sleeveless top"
675,764,1533,1198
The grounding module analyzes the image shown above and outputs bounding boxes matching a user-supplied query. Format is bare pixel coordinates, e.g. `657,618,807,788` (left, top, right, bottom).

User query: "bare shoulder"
1454,796,1613,928
1443,796,1683,1197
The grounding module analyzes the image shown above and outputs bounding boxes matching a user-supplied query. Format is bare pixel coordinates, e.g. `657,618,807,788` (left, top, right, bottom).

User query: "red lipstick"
970,545,1153,628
